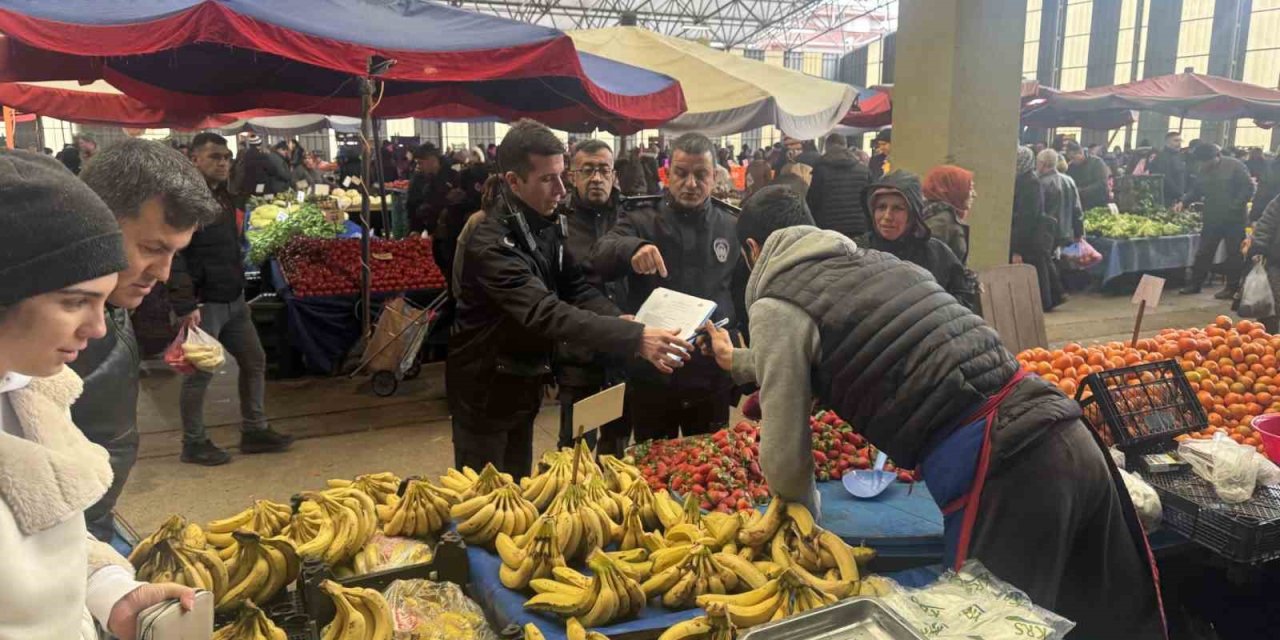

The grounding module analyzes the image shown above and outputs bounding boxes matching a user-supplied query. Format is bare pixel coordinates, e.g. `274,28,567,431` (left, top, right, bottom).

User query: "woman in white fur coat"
0,149,197,639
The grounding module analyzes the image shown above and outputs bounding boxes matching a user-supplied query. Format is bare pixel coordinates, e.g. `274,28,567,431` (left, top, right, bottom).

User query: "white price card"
314,184,330,196
1131,274,1166,310
254,184,265,194
572,384,626,437
342,176,352,187
296,191,305,203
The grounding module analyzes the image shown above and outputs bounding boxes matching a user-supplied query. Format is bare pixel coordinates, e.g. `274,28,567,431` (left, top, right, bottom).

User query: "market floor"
115,289,1234,535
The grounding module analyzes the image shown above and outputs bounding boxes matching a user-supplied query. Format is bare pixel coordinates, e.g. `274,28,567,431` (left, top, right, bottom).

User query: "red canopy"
0,80,271,129
842,80,1047,128
1024,72,1280,127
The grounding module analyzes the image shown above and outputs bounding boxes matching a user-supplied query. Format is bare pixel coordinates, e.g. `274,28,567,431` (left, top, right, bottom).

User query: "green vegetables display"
1084,207,1200,239
246,202,344,264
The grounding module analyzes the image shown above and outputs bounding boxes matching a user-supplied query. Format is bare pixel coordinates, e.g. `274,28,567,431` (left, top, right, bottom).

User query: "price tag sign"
1131,274,1165,311
349,176,362,186
296,191,305,203
314,184,330,196
254,184,265,194
342,176,352,187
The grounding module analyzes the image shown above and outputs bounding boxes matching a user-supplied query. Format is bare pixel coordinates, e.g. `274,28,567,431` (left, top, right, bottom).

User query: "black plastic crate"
1145,468,1280,564
1075,360,1206,451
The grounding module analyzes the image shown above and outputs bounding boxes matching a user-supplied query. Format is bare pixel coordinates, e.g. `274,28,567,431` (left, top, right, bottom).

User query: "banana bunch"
135,538,229,600
327,472,403,506
583,476,632,523
442,463,516,501
496,514,566,590
284,490,377,566
453,484,539,546
656,602,736,640
652,490,691,530
701,512,743,551
696,567,837,629
598,455,644,493
603,548,654,582
736,500,872,600
566,617,615,640
640,542,741,609
618,504,648,552
543,484,620,561
183,342,225,371
378,478,456,538
318,579,394,640
524,549,643,628
129,515,192,567
520,451,575,510
622,480,662,531
206,500,293,558
216,531,300,612
212,601,287,640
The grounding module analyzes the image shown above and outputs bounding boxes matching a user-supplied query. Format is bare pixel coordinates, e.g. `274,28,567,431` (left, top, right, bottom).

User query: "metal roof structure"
439,0,897,53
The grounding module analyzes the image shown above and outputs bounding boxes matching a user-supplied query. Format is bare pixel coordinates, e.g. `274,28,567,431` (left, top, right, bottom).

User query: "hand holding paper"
637,327,691,374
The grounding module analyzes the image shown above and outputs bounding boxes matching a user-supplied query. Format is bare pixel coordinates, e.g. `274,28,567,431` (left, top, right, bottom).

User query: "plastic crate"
1145,468,1280,564
1075,360,1206,451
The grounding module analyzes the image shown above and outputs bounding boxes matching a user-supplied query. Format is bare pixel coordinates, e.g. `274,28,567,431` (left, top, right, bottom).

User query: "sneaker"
1214,288,1238,300
240,427,294,454
1179,285,1202,295
181,440,231,466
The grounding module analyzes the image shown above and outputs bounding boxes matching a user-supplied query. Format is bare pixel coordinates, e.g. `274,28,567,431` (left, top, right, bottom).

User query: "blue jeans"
179,296,268,444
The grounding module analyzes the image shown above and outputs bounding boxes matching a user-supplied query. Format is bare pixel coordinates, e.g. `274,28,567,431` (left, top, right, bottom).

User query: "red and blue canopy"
0,0,686,133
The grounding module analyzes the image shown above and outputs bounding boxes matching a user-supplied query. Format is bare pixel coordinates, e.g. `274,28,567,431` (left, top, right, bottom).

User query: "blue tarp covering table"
1087,234,1225,286
819,481,945,563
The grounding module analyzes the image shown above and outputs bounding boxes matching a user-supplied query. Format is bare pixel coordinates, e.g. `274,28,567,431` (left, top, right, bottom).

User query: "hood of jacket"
746,225,859,309
0,366,113,536
861,171,930,244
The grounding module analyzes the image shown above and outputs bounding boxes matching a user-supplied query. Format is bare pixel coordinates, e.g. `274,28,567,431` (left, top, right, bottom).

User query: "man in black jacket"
1179,143,1255,298
1064,141,1111,210
171,133,294,465
75,138,221,541
1147,131,1187,206
448,120,691,477
591,133,740,443
558,139,631,454
806,132,870,240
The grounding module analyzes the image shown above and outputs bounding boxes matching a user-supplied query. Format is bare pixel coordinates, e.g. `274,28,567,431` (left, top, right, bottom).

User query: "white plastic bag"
182,325,225,373
1238,260,1274,318
1178,437,1259,503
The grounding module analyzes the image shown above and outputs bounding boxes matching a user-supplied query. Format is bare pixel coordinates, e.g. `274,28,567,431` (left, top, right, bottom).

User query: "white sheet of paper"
572,384,626,437
1131,274,1165,310
342,176,352,187
314,184,331,196
634,287,717,341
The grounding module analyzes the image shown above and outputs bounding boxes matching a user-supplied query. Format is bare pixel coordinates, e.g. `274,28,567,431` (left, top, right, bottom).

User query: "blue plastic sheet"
1086,234,1225,286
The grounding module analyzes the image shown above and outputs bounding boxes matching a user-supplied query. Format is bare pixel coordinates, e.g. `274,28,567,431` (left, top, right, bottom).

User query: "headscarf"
922,165,974,220
1016,145,1035,175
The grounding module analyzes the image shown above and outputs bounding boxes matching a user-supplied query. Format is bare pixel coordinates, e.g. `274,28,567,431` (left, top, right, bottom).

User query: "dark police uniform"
447,190,643,477
591,193,739,443
557,189,631,454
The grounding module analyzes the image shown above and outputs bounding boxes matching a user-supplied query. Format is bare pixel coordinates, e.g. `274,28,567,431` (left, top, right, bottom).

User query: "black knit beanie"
0,149,127,305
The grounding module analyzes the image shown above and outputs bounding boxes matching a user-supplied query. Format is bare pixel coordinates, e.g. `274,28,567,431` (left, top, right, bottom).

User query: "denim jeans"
179,296,268,444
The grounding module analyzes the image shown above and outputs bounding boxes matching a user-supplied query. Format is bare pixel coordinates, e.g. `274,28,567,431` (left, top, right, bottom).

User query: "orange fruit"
1208,412,1224,426
1216,315,1234,329
1042,373,1060,384
1036,361,1052,375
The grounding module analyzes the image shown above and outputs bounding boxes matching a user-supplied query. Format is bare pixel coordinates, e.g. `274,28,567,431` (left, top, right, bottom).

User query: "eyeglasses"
574,166,614,178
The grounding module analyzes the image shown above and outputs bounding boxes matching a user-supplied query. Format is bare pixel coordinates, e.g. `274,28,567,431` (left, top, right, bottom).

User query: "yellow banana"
817,531,860,582
737,498,783,547
348,587,393,640
657,616,711,640
320,581,366,640
566,617,589,640
523,623,547,640
725,590,782,628
696,577,779,608
524,589,593,618
530,579,586,597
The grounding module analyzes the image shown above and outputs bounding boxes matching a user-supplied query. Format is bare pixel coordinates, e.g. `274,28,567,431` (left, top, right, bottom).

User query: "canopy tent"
1020,72,1280,129
0,80,259,129
569,26,855,140
216,114,362,137
844,80,1054,128
0,0,686,134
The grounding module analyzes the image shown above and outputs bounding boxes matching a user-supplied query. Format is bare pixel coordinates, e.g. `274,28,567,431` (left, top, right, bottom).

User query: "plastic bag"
182,325,225,372
382,579,497,640
162,324,196,375
345,533,433,577
1239,261,1275,318
1060,238,1103,269
1179,437,1259,503
877,560,1076,639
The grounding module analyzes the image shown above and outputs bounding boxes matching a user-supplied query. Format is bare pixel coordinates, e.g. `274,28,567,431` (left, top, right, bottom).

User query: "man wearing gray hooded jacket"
701,185,1165,639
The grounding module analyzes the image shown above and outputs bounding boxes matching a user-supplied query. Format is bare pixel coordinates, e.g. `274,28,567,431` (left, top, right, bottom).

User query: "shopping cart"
350,291,449,397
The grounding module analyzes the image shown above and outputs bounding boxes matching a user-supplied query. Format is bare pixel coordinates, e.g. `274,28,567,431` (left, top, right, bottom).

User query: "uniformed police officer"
448,120,691,478
592,132,740,443
555,139,633,455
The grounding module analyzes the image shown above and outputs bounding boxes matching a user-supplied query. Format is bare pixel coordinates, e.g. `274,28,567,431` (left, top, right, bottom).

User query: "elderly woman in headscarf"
921,165,975,264
1011,145,1060,310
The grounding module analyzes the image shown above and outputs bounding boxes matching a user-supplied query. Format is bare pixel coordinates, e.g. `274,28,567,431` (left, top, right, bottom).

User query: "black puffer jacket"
806,147,870,240
754,229,1079,470
859,172,977,311
557,189,628,387
168,183,244,315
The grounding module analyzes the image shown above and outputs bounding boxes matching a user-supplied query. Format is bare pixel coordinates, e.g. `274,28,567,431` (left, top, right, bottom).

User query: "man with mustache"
74,138,222,540
592,133,740,445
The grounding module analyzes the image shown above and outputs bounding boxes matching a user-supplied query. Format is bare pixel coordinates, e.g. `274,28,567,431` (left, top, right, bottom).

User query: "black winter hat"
0,149,127,305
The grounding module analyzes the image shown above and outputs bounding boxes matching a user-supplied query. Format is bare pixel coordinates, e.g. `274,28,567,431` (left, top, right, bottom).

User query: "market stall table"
1088,234,1225,286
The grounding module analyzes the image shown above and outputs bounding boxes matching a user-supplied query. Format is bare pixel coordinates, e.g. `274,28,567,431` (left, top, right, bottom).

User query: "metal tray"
739,598,923,640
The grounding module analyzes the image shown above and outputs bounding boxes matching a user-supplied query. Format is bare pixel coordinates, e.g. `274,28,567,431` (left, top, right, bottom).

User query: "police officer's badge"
713,238,730,263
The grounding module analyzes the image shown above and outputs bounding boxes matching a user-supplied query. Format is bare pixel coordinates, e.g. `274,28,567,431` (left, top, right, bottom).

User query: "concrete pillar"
1202,0,1252,144
1083,0,1123,148
1137,0,1184,145
881,33,897,84
892,0,1027,269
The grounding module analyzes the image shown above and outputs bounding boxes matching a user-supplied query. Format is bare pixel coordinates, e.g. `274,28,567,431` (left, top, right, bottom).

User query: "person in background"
1247,147,1268,181
0,149,201,639
236,135,284,197
859,172,976,310
267,141,294,194
1012,146,1060,311
75,132,98,168
1064,141,1111,210
745,148,773,197
920,164,974,265
699,187,1166,639
286,140,312,187
738,144,752,165
1247,192,1280,332
640,145,661,195
1037,149,1084,248
171,133,294,465
592,132,741,444
74,139,220,541
1179,143,1254,299
448,120,690,476
558,139,631,455
1147,132,1187,207
56,143,82,175
1254,154,1280,223
805,132,871,241
869,130,891,180
796,140,822,168
405,145,455,236
770,161,812,201
616,146,649,197
716,147,734,171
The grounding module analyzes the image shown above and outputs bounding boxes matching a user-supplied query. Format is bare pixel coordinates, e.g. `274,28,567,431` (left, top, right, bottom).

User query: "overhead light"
681,24,711,32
